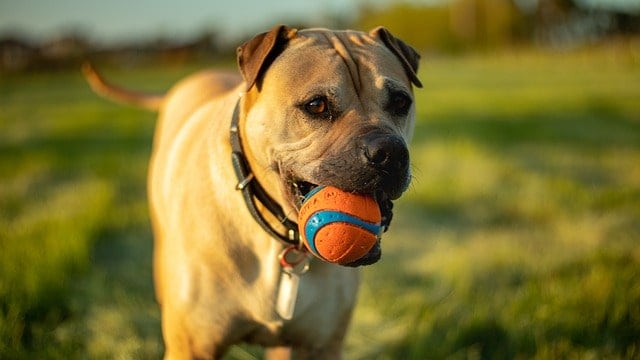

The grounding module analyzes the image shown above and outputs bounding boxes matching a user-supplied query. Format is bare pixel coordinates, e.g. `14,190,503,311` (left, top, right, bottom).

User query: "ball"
298,185,382,265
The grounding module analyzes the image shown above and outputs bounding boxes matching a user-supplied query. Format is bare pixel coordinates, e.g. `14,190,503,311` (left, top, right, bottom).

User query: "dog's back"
155,70,241,151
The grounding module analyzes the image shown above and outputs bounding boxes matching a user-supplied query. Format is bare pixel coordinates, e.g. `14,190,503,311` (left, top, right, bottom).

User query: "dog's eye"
386,91,412,116
304,97,329,116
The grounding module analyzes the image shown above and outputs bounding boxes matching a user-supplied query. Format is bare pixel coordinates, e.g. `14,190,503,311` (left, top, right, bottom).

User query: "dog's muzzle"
310,131,410,200
357,131,410,199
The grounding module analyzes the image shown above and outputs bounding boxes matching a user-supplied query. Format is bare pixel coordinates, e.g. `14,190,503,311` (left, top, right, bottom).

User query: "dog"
84,25,421,359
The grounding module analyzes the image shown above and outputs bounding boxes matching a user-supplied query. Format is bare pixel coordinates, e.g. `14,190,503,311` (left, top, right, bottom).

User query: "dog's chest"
247,260,360,346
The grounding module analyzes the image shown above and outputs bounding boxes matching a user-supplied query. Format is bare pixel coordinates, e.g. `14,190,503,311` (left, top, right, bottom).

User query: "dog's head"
236,26,421,263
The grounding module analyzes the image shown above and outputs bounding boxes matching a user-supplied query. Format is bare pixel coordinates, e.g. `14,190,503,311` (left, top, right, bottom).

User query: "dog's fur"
84,25,421,359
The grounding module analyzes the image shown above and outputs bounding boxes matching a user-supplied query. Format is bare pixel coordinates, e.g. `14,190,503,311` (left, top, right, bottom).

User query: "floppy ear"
370,27,423,88
237,25,297,91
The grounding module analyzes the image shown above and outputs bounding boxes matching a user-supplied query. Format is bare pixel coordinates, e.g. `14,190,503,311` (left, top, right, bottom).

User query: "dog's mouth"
289,178,393,228
287,178,394,267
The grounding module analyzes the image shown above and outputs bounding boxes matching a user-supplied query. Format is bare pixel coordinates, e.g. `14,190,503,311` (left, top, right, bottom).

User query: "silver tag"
276,269,300,320
276,246,310,320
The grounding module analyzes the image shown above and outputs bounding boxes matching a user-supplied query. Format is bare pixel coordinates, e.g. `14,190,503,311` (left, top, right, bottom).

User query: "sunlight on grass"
348,46,640,359
0,177,114,354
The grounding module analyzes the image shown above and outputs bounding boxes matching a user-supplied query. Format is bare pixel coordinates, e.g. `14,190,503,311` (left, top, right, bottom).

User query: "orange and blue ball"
298,186,382,265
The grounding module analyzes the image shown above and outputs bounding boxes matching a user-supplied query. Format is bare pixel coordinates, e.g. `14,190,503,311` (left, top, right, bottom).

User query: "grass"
350,45,640,359
0,67,191,358
1,43,639,359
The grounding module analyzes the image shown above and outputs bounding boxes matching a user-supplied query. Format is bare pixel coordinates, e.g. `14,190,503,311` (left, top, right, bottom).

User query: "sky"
0,0,384,44
1,0,638,45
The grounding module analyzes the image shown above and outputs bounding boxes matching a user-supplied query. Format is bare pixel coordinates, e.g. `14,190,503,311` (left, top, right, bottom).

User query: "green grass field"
1,43,639,359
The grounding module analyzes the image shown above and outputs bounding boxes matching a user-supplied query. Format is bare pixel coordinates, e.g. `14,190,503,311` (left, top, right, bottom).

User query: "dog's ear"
237,25,297,91
370,27,423,88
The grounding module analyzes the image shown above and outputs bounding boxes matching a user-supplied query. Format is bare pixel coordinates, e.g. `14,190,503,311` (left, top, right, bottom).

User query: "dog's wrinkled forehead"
237,25,422,92
297,27,422,89
295,29,382,93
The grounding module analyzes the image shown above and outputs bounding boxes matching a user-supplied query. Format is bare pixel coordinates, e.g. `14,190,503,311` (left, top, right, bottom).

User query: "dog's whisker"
283,208,297,223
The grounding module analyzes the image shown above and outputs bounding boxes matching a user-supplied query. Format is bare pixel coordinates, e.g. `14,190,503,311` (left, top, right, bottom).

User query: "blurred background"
1,0,640,71
1,0,639,359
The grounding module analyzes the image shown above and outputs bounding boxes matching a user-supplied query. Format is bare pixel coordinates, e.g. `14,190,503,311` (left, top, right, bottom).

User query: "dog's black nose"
315,132,411,200
361,134,409,171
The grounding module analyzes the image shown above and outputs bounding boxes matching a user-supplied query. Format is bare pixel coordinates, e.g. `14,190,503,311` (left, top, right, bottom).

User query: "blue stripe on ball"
303,185,326,201
304,210,381,257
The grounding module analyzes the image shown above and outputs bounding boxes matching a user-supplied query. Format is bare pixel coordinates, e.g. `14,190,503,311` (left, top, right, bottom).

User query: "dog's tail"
82,62,164,111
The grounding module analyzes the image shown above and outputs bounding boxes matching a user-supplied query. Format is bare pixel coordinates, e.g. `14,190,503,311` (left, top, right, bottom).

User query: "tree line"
1,0,638,73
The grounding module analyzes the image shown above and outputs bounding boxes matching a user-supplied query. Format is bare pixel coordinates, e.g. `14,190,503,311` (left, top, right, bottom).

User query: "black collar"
229,99,300,246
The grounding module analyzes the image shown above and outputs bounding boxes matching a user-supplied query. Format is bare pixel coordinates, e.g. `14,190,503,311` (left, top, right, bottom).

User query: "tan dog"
84,25,421,359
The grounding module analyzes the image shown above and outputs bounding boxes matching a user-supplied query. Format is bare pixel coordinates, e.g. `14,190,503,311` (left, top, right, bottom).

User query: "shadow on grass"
77,221,163,359
413,99,640,151
0,133,153,177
